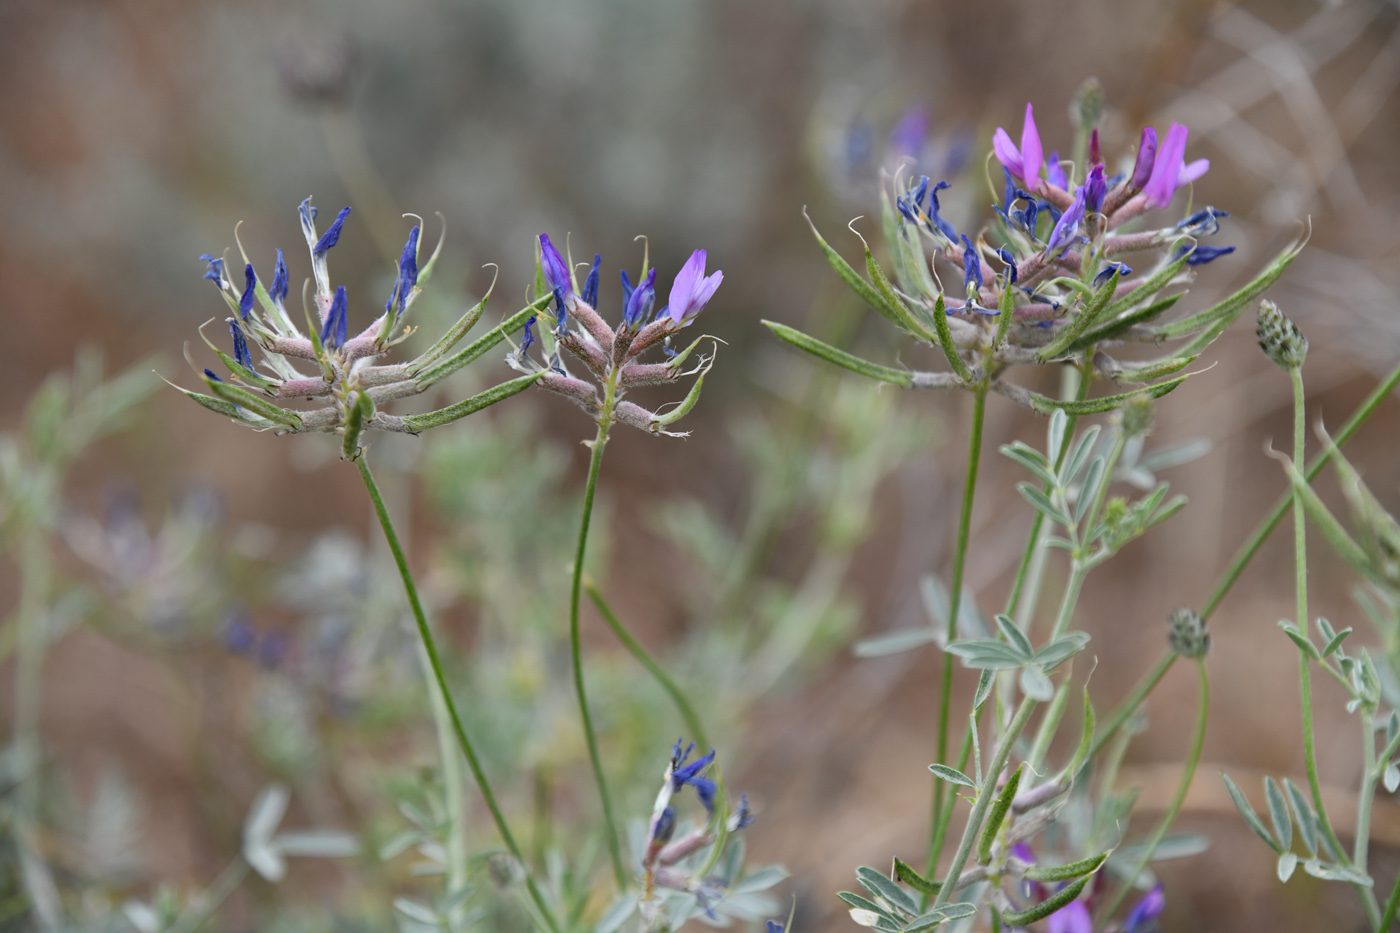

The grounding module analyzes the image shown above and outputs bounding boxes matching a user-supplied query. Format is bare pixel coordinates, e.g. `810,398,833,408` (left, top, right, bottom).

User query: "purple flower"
888,105,930,162
518,315,538,359
538,234,572,300
200,254,225,285
581,254,601,309
961,234,982,292
1094,261,1131,285
765,923,784,933
1085,164,1107,214
1175,243,1235,266
270,249,289,304
386,226,420,314
313,206,352,254
1177,207,1229,237
239,264,257,320
1045,186,1087,256
1124,883,1165,932
1047,899,1092,933
992,103,1044,192
1046,151,1067,191
1128,127,1158,191
1010,842,1036,864
203,368,222,382
321,285,348,349
623,268,656,330
229,321,253,369
995,247,1018,283
1089,128,1102,166
223,615,257,655
1143,123,1209,209
670,740,718,812
666,250,723,324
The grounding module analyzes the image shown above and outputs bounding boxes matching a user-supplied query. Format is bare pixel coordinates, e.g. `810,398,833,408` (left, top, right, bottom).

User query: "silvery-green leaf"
1034,632,1091,670
848,908,883,928
946,639,1028,670
1137,438,1211,473
1282,779,1319,856
995,615,1034,658
1264,777,1292,854
1322,627,1354,659
1278,852,1298,882
1018,483,1073,528
1019,666,1054,701
928,765,977,788
394,898,440,925
1278,622,1320,661
1385,763,1400,794
380,830,426,861
1074,457,1105,525
1047,410,1068,465
245,841,286,883
731,865,788,895
1062,425,1102,487
1221,773,1280,853
243,784,290,850
839,892,899,924
272,829,360,859
855,628,939,658
1002,442,1057,487
857,866,918,916
973,670,995,712
122,901,160,933
1302,860,1374,886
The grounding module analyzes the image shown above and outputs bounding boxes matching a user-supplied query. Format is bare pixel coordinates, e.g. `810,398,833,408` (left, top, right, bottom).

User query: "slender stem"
356,458,559,933
1357,709,1378,885
1096,659,1209,923
1094,358,1400,759
934,697,1037,906
419,640,467,891
1048,561,1088,643
1379,869,1400,931
570,424,628,890
1292,365,1308,644
929,383,988,876
587,580,710,752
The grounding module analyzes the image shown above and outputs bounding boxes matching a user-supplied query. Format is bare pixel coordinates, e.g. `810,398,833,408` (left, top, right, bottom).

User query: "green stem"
934,697,1037,906
1379,870,1400,931
587,581,710,753
929,383,988,876
1292,365,1307,646
167,857,250,933
1096,659,1209,923
570,422,627,891
355,458,559,933
1358,709,1378,888
1048,561,1088,643
1093,357,1400,759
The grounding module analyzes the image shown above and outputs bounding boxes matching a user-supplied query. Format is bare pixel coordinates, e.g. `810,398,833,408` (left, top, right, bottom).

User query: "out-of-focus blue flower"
538,234,573,300
581,254,601,309
321,286,348,349
1094,262,1132,285
624,269,656,330
651,806,677,847
1177,207,1229,237
1124,883,1165,932
1175,243,1236,266
271,249,289,304
666,250,723,324
1046,151,1067,190
1046,186,1087,256
731,792,754,829
670,740,718,812
1129,127,1158,191
223,615,256,655
258,633,290,669
993,103,1044,192
1046,899,1091,933
313,207,351,254
961,235,982,292
765,922,784,933
889,105,930,162
898,176,957,240
229,321,253,369
239,264,257,320
1085,164,1107,214
200,254,225,285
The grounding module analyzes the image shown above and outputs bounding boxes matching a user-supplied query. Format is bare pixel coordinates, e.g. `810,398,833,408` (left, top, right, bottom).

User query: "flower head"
667,250,723,324
1124,884,1165,933
993,103,1044,192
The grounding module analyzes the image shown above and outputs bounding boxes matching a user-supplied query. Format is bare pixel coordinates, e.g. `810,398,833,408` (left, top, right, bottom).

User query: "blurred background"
2,0,1400,930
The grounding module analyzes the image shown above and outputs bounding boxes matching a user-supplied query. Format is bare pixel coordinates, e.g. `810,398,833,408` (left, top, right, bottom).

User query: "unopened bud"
1071,78,1105,134
1256,299,1307,370
1168,607,1210,659
1120,394,1154,437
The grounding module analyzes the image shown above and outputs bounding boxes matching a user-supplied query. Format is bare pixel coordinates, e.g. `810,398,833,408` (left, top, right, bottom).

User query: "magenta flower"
666,249,723,324
1128,127,1158,191
1143,123,1209,209
538,234,573,299
993,103,1044,193
1047,899,1091,933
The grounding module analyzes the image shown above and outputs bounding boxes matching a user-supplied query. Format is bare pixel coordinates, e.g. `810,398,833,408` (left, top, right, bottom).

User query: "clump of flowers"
175,198,546,456
511,235,721,437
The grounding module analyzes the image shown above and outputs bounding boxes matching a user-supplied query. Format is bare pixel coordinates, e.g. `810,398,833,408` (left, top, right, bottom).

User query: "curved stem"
928,383,988,875
586,580,710,753
356,458,559,933
1096,659,1208,923
933,697,1037,906
1379,869,1400,931
1092,357,1400,760
570,425,628,890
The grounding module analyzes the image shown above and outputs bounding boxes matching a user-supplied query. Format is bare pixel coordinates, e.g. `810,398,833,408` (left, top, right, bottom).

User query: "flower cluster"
638,740,756,924
781,96,1305,420
177,198,547,456
509,235,722,436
